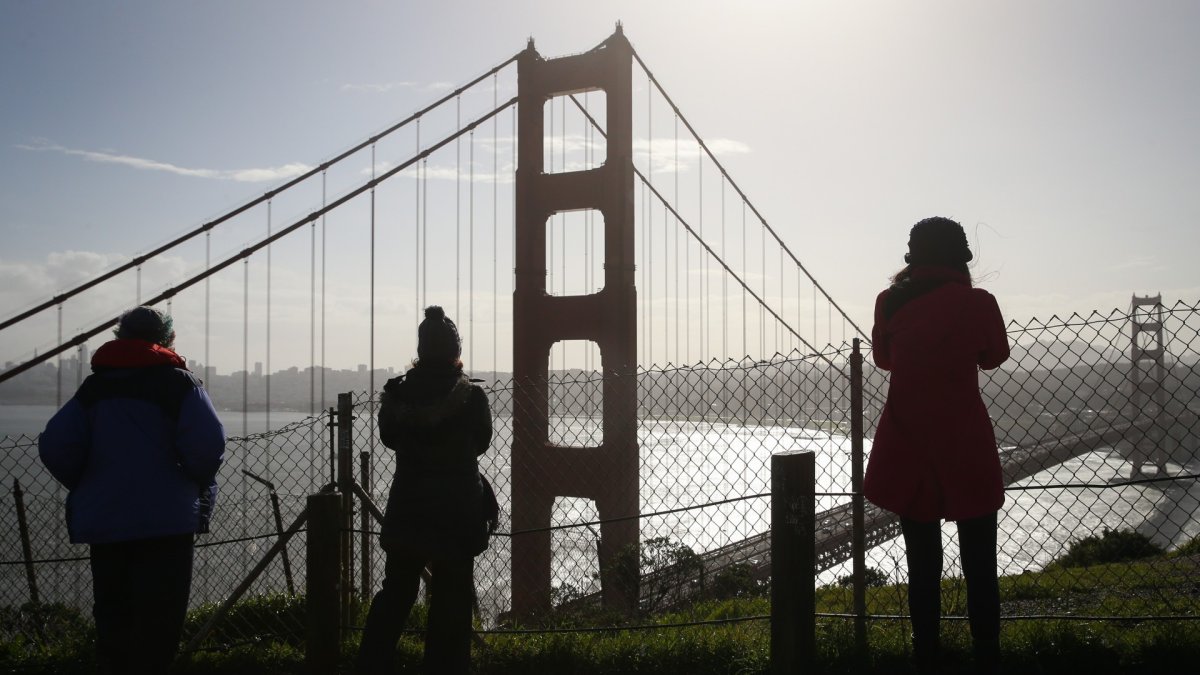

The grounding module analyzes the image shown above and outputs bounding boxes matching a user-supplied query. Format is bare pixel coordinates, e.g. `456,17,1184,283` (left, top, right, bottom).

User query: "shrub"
1049,528,1164,569
1170,534,1200,558
184,593,306,648
836,566,889,588
708,563,766,600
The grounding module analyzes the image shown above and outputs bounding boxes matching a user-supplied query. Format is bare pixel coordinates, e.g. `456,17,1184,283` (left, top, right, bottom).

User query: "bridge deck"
569,420,1148,612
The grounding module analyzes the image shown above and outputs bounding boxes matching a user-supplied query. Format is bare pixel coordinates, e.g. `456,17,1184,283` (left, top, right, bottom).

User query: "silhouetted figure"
863,218,1010,674
356,306,494,675
39,306,226,674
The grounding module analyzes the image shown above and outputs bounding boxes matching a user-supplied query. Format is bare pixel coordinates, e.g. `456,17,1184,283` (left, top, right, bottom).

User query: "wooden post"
306,492,341,675
850,338,867,651
771,451,815,675
336,393,355,635
360,450,373,600
13,479,40,605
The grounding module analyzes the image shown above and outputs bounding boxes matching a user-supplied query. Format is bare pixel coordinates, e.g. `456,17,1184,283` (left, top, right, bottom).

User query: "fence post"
336,393,355,638
771,450,815,675
13,479,40,605
850,338,868,652
360,450,373,599
306,492,341,675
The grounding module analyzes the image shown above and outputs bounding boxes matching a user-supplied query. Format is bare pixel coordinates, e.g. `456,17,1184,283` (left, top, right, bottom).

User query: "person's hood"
91,339,187,371
380,366,473,427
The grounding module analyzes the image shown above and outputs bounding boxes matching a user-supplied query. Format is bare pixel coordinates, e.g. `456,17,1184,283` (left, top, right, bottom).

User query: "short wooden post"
306,492,341,675
13,479,40,605
359,450,373,599
336,393,355,635
771,451,815,675
850,338,868,652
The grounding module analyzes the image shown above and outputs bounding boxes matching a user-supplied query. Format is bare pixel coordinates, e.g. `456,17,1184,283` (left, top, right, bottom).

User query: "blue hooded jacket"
39,339,226,544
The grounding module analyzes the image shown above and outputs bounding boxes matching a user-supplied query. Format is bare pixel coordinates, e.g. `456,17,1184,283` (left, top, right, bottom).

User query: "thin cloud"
18,140,312,183
341,81,416,93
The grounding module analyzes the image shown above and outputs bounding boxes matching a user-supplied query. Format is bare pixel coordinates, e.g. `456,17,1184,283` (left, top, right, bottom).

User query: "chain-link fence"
0,413,330,654
3,300,1199,658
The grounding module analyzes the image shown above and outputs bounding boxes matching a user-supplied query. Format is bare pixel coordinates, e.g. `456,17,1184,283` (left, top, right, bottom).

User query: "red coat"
863,267,1010,522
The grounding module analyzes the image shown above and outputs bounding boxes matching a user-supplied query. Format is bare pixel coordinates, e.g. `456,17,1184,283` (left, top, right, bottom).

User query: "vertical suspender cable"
266,200,272,436
677,116,686,364
469,130,475,368
493,73,498,375
241,255,249,570
721,177,727,361
742,201,747,358
761,214,766,358
673,116,679,365
647,74,653,366
547,98,555,370
321,170,327,413
422,156,428,310
698,143,705,364
205,231,211,388
370,144,377,407
55,304,63,407
415,121,421,335
456,96,462,320
136,265,142,305
310,211,317,487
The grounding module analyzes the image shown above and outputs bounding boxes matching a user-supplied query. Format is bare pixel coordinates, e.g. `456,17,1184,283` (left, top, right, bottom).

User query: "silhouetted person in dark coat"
356,306,493,675
864,218,1010,674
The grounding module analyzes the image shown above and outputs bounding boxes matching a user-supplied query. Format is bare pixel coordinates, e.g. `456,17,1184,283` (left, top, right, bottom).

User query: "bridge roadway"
570,419,1148,611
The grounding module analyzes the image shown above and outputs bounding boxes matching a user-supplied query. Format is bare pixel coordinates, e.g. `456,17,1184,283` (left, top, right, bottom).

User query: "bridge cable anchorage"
0,98,518,386
629,47,868,341
0,53,520,334
575,94,838,367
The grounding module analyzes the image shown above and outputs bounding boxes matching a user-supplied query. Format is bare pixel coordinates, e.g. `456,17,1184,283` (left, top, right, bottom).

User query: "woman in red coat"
863,217,1010,674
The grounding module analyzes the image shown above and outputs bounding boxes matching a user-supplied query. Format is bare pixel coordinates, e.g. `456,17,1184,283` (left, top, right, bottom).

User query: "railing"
2,300,1198,664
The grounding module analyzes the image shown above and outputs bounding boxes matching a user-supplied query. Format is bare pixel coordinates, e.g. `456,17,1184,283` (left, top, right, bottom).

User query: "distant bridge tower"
1128,294,1169,478
511,27,639,616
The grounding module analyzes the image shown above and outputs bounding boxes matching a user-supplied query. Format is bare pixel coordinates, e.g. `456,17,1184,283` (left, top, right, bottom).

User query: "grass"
4,542,1200,673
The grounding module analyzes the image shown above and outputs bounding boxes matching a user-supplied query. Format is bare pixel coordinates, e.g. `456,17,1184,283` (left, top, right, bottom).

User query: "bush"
708,563,767,600
1049,528,1164,569
1170,534,1200,558
184,593,306,648
835,566,889,588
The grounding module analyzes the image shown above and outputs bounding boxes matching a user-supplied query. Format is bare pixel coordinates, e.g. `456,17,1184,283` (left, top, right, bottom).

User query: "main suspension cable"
0,99,518,385
0,53,521,333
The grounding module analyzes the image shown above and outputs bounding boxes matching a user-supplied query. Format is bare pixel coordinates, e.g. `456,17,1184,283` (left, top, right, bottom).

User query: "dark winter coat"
39,339,226,544
378,364,493,559
863,266,1011,522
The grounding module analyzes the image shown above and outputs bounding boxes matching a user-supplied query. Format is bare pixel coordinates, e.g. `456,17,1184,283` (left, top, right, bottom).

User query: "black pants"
357,552,475,675
900,512,1000,649
89,533,195,675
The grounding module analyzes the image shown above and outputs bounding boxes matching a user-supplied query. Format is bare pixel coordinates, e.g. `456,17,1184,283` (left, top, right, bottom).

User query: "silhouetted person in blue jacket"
40,306,225,674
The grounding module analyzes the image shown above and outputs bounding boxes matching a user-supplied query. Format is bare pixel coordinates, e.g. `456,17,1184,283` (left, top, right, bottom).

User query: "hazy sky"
3,1,1198,373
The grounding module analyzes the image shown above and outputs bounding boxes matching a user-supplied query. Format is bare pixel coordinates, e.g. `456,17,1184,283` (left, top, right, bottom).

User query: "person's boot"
972,637,1001,675
912,634,940,674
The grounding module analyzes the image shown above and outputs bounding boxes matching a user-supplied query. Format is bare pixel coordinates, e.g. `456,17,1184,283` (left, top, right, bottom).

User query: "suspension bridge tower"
511,27,640,616
1127,294,1169,478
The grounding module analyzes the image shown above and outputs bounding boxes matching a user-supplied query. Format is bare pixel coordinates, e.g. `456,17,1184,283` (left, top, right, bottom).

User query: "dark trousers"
901,512,1000,652
89,533,195,675
357,552,475,675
